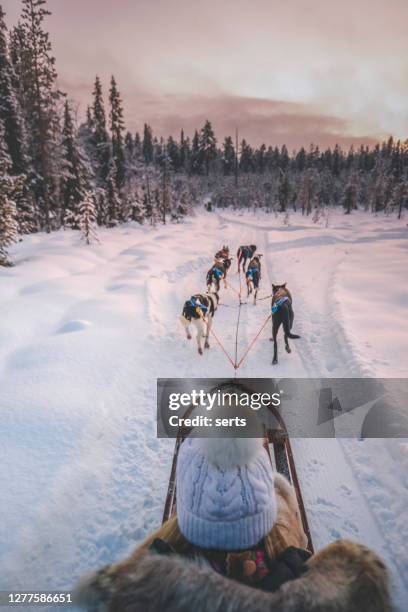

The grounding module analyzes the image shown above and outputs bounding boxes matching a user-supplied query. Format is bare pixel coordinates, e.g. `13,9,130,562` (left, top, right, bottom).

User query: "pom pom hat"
176,437,277,551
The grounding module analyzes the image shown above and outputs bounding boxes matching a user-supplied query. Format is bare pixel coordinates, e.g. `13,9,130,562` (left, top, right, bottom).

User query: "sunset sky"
3,0,408,148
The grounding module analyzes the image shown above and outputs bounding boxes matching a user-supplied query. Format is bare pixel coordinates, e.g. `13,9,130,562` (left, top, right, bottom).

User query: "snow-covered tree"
109,75,125,188
13,0,64,231
91,76,111,185
0,122,18,264
105,161,121,226
142,123,153,164
198,120,217,176
0,6,29,176
77,190,98,244
222,136,235,176
61,100,89,228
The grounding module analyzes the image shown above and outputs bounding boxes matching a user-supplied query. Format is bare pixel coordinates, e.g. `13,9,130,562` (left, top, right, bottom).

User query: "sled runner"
162,401,314,553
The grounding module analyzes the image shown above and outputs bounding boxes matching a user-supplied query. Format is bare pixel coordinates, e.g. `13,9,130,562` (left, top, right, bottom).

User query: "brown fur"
75,473,308,607
76,539,392,612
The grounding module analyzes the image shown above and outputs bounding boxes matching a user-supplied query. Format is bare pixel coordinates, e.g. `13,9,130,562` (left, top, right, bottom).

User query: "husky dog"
206,259,231,292
215,246,232,280
246,255,262,304
180,292,219,355
271,283,300,364
237,244,257,272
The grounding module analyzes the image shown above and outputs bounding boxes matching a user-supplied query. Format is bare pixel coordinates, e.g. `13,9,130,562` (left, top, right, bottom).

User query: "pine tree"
61,100,88,227
105,161,120,226
0,122,18,265
190,130,201,175
109,75,125,188
222,136,235,176
15,0,63,232
239,140,255,173
278,172,290,212
179,129,190,172
142,123,153,164
77,190,98,244
91,76,111,185
198,120,217,176
343,174,358,214
166,136,180,172
0,6,29,176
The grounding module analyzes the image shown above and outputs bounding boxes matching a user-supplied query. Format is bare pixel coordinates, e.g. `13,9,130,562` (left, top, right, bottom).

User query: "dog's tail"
282,310,300,339
236,247,242,259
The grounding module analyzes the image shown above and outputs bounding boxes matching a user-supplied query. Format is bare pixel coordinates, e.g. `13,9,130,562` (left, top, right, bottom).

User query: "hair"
112,473,308,581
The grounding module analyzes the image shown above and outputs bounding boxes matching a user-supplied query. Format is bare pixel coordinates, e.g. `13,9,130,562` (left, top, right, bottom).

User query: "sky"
3,0,408,149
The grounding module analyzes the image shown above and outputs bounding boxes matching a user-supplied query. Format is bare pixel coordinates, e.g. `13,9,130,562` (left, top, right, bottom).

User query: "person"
76,436,392,612
86,437,310,591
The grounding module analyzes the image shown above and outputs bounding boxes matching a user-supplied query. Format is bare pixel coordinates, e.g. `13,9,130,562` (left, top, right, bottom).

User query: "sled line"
235,314,272,369
202,318,236,368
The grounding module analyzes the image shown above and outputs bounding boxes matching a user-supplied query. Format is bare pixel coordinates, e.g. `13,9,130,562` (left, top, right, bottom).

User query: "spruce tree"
0,122,18,265
15,0,63,231
61,100,88,227
222,136,235,176
78,190,98,244
142,124,153,164
0,6,29,176
105,161,120,226
109,75,125,188
190,130,201,175
91,76,111,185
198,120,217,176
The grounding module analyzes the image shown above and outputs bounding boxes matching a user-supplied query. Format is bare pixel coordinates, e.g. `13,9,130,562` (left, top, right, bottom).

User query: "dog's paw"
285,346,291,353
272,359,278,365
187,334,192,340
198,348,203,355
204,342,210,349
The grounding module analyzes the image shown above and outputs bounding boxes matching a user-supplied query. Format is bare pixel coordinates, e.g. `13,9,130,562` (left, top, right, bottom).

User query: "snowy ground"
0,208,407,609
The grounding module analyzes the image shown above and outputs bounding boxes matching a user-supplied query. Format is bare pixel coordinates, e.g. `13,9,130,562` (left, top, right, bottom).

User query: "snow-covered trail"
0,210,407,609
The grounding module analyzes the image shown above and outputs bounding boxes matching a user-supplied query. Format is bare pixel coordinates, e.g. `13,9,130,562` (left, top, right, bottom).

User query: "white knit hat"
176,437,277,551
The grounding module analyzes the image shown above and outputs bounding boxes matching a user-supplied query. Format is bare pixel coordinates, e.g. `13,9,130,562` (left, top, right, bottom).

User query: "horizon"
2,0,408,149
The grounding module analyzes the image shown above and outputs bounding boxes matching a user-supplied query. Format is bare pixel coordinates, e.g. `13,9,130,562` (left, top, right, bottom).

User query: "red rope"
235,314,272,369
202,319,236,368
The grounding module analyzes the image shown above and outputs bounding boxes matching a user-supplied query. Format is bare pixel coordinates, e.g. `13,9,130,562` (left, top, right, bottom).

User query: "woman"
84,437,311,592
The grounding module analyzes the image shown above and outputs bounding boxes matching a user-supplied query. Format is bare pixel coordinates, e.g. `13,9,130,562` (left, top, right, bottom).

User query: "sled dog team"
77,432,392,611
180,243,300,363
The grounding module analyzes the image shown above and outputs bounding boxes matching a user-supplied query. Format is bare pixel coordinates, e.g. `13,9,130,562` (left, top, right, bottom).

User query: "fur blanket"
77,537,392,612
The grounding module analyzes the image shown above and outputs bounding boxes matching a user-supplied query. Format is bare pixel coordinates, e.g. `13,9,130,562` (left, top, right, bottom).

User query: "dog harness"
212,267,224,279
187,297,208,317
246,267,258,279
272,296,289,314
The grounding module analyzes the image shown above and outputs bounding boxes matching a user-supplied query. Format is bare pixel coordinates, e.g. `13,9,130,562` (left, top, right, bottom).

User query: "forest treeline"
0,0,407,264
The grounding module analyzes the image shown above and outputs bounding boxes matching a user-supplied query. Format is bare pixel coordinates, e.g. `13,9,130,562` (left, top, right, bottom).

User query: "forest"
0,0,407,265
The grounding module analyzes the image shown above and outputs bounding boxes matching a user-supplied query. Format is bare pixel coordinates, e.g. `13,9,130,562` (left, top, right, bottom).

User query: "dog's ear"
282,282,286,288
272,284,277,291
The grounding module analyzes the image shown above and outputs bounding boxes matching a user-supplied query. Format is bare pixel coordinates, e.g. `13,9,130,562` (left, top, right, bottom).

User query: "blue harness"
213,267,223,279
272,296,289,314
188,297,208,314
247,267,257,279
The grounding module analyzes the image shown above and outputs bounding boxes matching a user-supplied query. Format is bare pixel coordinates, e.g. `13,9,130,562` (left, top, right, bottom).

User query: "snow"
0,209,407,609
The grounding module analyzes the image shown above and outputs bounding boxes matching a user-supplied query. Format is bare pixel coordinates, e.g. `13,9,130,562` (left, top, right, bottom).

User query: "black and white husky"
246,255,262,304
180,292,219,355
